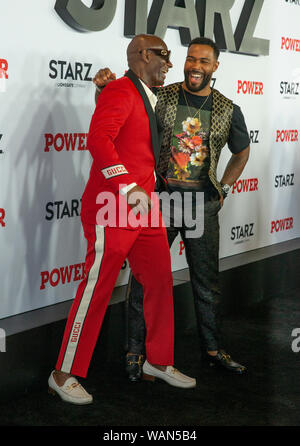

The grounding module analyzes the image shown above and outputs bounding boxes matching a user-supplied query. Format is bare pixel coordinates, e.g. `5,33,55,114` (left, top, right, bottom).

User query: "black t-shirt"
155,87,250,191
177,88,250,154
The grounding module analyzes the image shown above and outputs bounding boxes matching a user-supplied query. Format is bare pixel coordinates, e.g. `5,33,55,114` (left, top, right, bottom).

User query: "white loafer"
142,360,196,389
48,371,93,405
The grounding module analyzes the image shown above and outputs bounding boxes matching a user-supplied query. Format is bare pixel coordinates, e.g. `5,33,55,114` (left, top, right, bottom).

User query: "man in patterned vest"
94,37,250,382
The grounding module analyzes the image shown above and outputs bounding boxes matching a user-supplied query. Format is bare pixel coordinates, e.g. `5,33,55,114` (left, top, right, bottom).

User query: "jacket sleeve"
87,81,138,194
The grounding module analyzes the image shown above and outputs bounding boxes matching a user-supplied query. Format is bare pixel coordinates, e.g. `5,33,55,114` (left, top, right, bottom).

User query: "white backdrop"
0,0,299,319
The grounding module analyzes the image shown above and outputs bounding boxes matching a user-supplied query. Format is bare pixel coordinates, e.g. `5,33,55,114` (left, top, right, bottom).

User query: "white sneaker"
48,371,93,405
142,360,196,389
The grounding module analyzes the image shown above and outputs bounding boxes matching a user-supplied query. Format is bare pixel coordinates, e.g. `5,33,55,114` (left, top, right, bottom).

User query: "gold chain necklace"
181,85,211,120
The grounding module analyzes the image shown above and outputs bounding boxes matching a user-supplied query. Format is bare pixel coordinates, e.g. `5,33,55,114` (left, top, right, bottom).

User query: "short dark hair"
188,37,220,60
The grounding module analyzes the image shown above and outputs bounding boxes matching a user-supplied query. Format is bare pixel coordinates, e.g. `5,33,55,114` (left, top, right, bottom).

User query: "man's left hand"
93,68,116,88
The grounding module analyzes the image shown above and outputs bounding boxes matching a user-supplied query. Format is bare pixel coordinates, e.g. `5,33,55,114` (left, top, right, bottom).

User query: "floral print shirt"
166,89,212,191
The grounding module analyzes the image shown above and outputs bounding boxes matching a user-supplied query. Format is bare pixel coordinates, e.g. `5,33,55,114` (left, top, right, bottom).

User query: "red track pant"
56,223,174,377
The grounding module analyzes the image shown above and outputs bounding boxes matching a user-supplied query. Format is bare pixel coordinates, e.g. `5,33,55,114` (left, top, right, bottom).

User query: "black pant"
127,187,222,355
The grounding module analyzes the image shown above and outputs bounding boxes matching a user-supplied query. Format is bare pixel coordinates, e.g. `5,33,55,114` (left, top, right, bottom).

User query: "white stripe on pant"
61,226,105,373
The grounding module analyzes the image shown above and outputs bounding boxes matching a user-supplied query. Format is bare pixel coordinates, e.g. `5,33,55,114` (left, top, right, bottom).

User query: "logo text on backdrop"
0,208,6,228
54,0,270,56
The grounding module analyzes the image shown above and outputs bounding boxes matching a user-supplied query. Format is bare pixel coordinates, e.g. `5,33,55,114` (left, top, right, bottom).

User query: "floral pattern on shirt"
167,114,210,184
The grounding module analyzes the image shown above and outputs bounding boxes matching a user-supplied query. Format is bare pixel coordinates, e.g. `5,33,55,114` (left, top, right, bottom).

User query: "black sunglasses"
140,48,171,63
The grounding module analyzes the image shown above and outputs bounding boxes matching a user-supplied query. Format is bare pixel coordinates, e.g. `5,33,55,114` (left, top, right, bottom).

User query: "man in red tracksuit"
48,34,196,405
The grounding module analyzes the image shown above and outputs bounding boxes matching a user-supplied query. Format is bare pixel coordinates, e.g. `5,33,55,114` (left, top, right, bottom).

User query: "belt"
166,178,209,191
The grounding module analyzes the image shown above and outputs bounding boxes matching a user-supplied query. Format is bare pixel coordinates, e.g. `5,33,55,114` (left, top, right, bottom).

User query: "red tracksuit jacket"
81,70,161,228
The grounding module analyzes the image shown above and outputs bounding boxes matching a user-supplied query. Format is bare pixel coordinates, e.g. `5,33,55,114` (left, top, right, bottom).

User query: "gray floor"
1,237,299,337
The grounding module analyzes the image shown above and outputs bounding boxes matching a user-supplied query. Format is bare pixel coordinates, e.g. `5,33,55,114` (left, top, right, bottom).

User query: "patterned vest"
156,82,233,197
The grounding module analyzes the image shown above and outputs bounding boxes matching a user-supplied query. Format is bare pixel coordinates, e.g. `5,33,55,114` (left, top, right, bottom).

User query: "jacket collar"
125,69,161,167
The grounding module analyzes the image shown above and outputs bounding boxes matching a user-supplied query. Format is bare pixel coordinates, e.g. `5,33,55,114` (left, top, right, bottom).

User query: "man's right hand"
126,185,152,216
93,68,116,88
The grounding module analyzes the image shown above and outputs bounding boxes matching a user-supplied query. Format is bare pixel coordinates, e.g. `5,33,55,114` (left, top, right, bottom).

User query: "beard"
184,70,212,93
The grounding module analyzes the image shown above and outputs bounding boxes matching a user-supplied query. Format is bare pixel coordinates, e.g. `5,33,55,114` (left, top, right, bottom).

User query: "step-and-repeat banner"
0,0,299,319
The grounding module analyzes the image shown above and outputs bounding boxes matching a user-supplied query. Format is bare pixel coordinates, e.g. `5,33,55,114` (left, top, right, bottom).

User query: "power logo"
0,59,8,92
237,80,263,95
270,218,293,233
276,130,298,142
44,133,88,152
40,263,85,290
0,208,6,227
232,178,258,194
0,59,8,79
281,37,300,52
